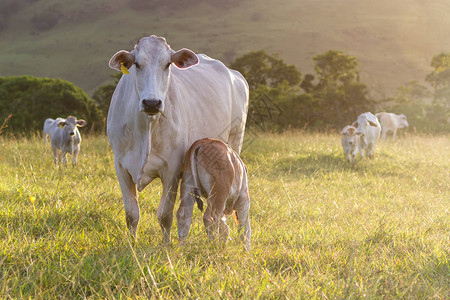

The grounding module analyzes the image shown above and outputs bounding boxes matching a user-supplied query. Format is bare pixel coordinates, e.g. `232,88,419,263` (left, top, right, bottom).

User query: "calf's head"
341,126,362,146
57,116,87,137
109,35,199,115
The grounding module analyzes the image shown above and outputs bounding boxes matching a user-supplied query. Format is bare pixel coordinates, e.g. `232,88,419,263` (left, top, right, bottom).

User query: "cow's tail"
190,145,204,212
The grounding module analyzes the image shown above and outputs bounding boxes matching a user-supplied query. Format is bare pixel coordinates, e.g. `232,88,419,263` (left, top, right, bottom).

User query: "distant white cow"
376,112,409,141
43,116,87,165
352,112,381,159
107,35,249,243
341,125,361,166
177,138,251,249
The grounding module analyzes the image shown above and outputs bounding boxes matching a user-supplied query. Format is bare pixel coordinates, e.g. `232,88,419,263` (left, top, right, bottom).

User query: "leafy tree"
425,53,450,131
380,81,430,132
425,52,450,105
230,50,301,90
0,76,102,133
92,73,122,116
311,50,373,127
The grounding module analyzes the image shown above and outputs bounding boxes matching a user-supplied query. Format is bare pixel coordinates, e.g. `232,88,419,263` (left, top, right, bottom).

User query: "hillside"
1,0,450,96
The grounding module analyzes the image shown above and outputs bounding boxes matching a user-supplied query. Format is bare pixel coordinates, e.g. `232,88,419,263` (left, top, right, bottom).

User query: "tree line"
0,50,449,134
230,50,449,132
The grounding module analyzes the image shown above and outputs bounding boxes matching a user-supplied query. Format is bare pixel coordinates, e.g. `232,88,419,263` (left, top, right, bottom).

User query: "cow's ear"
76,119,87,127
356,131,363,136
368,120,378,127
109,50,135,72
57,121,66,128
171,48,199,69
352,121,358,128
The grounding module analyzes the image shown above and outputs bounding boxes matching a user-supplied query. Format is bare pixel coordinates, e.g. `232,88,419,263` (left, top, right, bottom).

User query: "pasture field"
0,132,448,298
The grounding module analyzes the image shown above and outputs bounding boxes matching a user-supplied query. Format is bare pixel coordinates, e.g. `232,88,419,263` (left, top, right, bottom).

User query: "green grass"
0,132,448,298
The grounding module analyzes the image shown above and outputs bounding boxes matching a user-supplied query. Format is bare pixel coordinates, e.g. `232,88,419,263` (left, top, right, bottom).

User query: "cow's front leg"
72,146,80,166
157,176,179,245
116,162,140,239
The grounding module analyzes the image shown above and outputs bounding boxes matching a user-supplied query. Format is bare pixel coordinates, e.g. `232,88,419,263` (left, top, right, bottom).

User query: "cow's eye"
165,62,171,70
134,62,140,69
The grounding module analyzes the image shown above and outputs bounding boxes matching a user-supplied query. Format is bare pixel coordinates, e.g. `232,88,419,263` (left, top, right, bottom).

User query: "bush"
0,76,103,133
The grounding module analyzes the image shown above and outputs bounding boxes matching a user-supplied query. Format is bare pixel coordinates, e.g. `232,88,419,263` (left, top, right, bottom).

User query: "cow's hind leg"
203,204,216,241
115,163,140,239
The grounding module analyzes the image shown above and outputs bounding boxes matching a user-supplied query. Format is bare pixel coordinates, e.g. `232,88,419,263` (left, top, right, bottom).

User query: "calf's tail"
191,146,204,212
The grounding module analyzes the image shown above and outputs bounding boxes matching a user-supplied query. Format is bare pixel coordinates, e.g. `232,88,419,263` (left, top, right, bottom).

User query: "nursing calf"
43,116,87,166
341,125,361,166
177,138,251,249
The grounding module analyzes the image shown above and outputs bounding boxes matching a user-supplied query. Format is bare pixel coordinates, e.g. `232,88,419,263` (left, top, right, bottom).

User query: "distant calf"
43,116,87,166
341,125,361,166
376,112,409,141
177,138,251,249
352,112,381,159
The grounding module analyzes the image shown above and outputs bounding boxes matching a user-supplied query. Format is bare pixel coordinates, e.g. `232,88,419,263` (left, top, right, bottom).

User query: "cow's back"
376,112,394,131
163,54,248,153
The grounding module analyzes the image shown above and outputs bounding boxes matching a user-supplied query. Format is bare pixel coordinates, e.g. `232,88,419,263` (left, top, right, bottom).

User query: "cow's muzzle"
142,99,163,115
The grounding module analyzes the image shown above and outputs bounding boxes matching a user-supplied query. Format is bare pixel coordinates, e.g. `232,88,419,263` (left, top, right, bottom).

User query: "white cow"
340,125,361,166
352,112,381,159
43,116,87,165
375,112,409,141
177,138,251,249
107,35,249,244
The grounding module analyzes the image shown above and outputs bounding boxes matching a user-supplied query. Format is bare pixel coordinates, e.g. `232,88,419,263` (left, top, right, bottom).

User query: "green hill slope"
1,0,450,96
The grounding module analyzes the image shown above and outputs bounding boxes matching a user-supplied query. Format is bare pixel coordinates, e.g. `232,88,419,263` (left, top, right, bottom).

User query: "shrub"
0,76,103,133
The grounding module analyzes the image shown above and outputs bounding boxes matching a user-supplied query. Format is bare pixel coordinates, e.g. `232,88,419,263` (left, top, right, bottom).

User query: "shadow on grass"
264,152,410,180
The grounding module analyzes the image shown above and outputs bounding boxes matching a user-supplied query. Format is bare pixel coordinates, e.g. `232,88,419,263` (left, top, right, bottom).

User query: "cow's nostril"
70,132,75,136
142,99,163,114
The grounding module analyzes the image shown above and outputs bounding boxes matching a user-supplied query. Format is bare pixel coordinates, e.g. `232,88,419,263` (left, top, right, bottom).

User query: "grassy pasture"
0,132,448,298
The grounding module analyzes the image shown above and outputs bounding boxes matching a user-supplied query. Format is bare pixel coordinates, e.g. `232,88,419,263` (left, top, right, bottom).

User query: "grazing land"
0,132,448,298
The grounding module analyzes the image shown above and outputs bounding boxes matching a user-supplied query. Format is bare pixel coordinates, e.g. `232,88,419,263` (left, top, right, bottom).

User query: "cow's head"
109,35,199,116
352,115,378,133
398,114,409,128
57,116,87,137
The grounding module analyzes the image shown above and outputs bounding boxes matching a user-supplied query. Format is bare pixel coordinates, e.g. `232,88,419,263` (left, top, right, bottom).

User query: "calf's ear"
57,121,66,128
109,50,135,72
76,119,87,127
352,121,358,127
171,48,199,69
356,131,363,136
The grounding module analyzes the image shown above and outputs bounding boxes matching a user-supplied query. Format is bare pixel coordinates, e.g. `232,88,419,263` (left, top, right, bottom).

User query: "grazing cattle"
107,35,249,243
340,125,361,166
375,112,409,141
352,112,381,159
177,138,251,249
43,116,87,165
